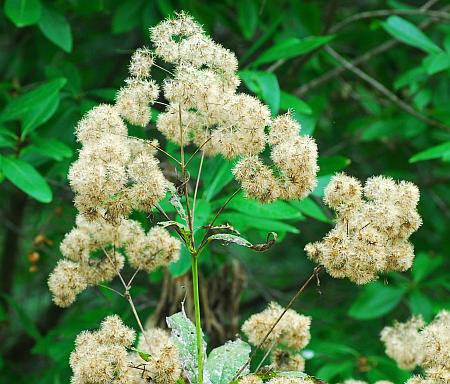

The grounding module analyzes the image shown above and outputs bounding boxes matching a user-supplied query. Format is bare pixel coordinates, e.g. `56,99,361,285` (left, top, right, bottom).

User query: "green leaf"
38,6,72,52
409,141,450,163
112,0,143,34
23,137,73,161
4,0,42,27
237,0,258,40
1,78,67,137
289,197,330,223
280,91,312,115
408,289,433,321
412,252,443,282
394,66,426,90
166,312,207,384
0,293,41,340
202,157,234,201
219,212,299,234
1,156,52,202
422,52,450,75
21,92,61,137
206,339,251,384
240,70,280,114
225,192,304,220
318,156,351,176
348,282,406,320
253,35,335,66
168,243,191,277
381,16,442,54
0,128,17,149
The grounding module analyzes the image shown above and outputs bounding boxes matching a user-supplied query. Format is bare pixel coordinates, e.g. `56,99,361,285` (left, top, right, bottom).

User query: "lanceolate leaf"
38,6,73,52
1,156,52,202
166,312,209,384
348,282,406,320
253,35,335,66
240,70,280,115
409,141,450,163
381,16,442,54
206,339,251,384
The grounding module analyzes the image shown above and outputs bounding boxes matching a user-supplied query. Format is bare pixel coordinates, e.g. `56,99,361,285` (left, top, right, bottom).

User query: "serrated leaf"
253,35,335,66
348,282,406,320
381,16,442,54
206,339,251,384
4,0,42,27
409,141,450,163
38,6,72,52
2,156,52,202
166,312,209,384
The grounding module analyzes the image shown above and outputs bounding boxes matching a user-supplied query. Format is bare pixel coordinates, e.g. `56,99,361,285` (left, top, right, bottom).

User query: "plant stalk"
191,253,203,384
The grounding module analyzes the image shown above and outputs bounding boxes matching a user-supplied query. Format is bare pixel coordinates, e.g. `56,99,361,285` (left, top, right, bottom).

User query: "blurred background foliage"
0,0,449,383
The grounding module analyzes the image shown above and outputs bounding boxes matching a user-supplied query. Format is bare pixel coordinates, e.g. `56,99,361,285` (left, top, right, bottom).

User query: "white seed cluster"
380,315,425,370
70,315,135,384
381,310,450,383
48,216,180,307
127,328,181,384
305,173,422,284
242,302,311,372
71,103,168,222
233,111,318,204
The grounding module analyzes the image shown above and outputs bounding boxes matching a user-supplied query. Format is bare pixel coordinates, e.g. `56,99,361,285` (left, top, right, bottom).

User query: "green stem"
191,253,203,384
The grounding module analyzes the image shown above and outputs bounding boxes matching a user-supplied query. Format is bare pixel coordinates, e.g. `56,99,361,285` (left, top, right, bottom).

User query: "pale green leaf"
240,70,280,114
166,312,208,384
381,16,442,54
206,339,251,384
280,91,312,115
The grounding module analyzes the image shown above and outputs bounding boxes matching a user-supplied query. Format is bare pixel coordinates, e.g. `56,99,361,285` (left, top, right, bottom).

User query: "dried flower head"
126,327,181,384
242,302,311,351
70,315,135,384
305,173,421,284
380,315,425,370
129,47,154,79
271,349,305,372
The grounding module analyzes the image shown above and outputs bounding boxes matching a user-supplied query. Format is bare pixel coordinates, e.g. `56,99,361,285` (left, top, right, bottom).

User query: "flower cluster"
127,328,181,384
233,112,318,203
242,302,311,372
48,216,180,307
71,102,168,222
70,315,135,384
305,173,422,284
381,310,450,383
148,14,318,203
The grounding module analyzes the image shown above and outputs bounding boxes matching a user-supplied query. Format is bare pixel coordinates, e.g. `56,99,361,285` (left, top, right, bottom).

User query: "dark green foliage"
0,1,449,383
